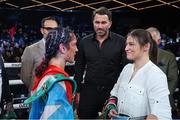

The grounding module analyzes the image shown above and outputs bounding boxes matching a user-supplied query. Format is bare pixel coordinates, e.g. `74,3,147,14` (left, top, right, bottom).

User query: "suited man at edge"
21,16,60,93
147,27,179,114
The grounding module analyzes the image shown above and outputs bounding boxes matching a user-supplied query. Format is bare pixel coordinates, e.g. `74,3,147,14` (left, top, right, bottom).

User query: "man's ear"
157,39,161,46
40,28,44,34
109,21,112,29
59,43,66,54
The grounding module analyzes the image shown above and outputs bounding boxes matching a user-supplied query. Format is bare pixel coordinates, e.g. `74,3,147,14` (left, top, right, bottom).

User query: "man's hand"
75,93,80,105
74,93,80,119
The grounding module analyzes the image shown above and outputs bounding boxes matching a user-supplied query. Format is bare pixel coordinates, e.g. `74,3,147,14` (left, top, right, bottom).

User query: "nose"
75,46,78,52
125,44,129,51
97,23,103,29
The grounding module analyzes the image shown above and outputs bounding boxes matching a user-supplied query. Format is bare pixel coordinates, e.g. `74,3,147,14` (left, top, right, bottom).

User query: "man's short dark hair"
92,7,112,21
41,16,60,28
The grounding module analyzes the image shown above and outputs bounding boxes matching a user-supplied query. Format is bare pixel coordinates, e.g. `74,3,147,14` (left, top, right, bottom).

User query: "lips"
126,51,133,57
97,29,103,31
126,51,131,54
97,30,104,33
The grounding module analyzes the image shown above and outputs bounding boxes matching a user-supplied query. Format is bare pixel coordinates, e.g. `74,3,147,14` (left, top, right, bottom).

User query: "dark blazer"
157,48,178,109
0,55,12,115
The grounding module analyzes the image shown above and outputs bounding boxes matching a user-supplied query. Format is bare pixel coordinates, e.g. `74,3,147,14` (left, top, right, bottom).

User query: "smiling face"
93,14,112,36
125,36,147,61
64,33,78,63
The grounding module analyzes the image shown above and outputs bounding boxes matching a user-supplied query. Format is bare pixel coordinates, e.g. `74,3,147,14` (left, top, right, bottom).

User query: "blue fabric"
29,83,74,119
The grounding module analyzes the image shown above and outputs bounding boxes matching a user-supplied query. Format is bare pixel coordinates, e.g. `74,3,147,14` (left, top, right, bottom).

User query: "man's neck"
96,32,109,47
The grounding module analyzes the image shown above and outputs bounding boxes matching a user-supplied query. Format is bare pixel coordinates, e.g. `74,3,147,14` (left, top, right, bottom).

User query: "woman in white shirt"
104,29,171,120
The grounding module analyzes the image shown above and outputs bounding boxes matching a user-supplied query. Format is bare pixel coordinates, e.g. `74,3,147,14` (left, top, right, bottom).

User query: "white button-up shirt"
110,61,172,119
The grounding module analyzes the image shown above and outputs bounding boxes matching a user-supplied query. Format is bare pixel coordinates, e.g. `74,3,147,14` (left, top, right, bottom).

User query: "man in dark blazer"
21,16,60,93
147,27,179,112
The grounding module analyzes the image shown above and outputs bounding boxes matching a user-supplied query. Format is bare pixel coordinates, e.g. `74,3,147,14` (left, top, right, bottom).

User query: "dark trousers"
78,85,112,119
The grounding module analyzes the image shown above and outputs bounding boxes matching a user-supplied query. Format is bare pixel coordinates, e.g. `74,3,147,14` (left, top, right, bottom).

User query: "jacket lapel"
37,39,45,57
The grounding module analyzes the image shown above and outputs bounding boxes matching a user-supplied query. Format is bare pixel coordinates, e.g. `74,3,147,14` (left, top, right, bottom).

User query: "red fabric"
64,81,73,103
109,99,116,104
32,65,73,103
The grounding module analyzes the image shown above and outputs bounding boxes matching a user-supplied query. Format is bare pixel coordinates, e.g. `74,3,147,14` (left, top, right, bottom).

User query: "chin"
96,31,106,36
68,60,74,63
127,56,133,61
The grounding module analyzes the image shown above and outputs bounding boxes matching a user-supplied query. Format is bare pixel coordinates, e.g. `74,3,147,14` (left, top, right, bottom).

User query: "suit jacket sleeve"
2,62,12,103
21,46,34,89
167,54,178,94
0,56,12,106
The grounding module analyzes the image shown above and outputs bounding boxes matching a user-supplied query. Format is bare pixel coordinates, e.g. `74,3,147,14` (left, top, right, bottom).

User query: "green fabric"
103,96,118,119
103,104,118,119
24,74,77,104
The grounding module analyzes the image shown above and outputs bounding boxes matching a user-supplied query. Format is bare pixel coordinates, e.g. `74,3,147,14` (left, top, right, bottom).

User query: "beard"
95,29,108,36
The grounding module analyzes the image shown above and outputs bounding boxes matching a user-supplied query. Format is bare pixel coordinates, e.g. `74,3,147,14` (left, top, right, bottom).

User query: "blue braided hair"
35,27,74,78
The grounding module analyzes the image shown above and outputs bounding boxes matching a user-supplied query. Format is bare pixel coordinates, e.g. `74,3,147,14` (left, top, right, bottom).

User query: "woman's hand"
146,114,158,120
108,109,118,118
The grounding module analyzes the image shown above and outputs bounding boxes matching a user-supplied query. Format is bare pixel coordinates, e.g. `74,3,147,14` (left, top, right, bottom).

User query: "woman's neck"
49,58,66,70
134,56,149,71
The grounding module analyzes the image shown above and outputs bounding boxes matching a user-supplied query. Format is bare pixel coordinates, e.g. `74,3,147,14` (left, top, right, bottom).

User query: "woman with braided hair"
24,27,78,119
